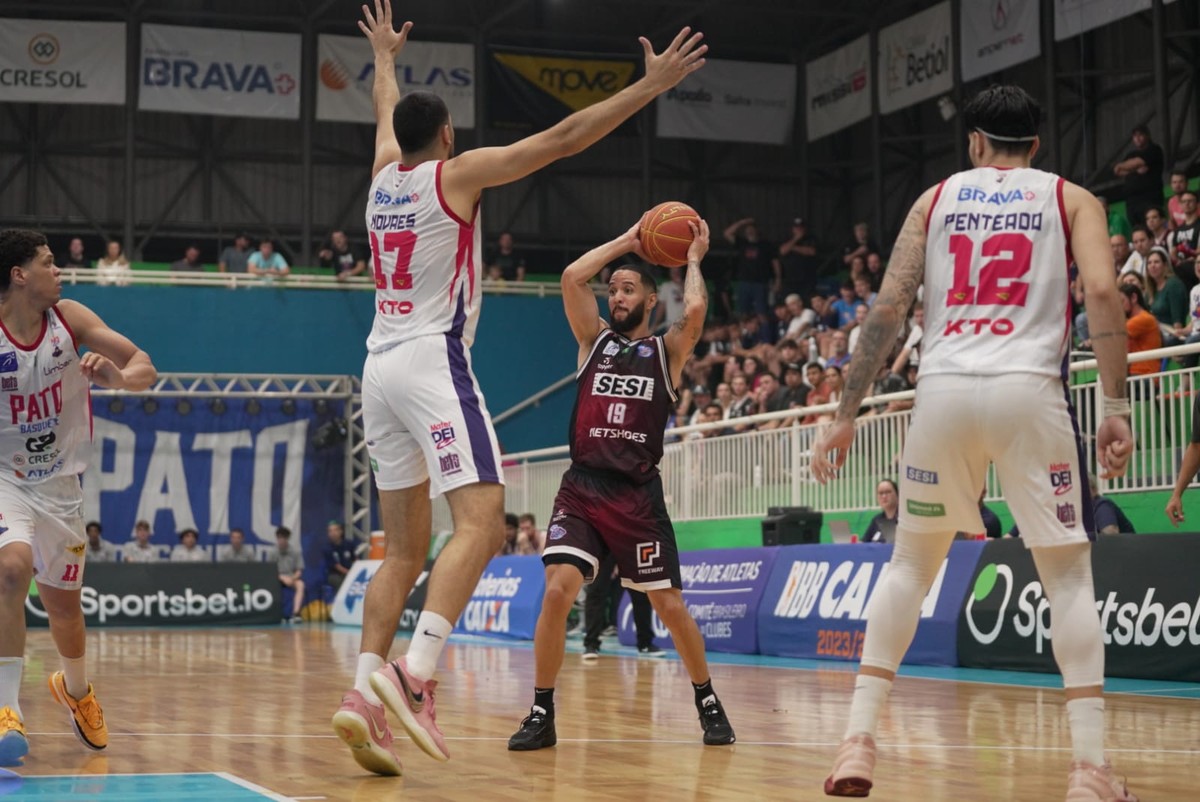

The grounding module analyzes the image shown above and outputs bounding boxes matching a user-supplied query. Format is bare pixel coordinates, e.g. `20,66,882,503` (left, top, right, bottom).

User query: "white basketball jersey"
921,166,1072,379
0,307,90,486
364,161,483,352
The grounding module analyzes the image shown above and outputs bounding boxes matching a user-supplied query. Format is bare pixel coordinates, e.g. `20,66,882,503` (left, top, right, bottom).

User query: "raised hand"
358,0,412,57
686,219,710,263
639,27,707,92
620,220,651,263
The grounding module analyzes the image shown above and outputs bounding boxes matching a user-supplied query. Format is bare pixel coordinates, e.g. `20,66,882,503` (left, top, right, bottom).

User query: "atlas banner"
961,0,1041,82
878,1,952,116
317,35,475,128
85,398,344,571
331,558,432,630
0,19,126,105
1055,0,1177,42
758,541,985,666
958,535,1200,682
452,554,544,640
617,547,779,654
657,58,796,145
25,563,280,627
488,46,638,131
140,23,300,119
805,35,870,142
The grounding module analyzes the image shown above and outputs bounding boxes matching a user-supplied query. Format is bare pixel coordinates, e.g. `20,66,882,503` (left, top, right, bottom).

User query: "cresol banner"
617,547,779,654
317,34,475,128
140,23,300,119
961,0,1041,82
657,58,796,145
958,535,1200,682
877,1,952,115
0,19,126,105
805,35,870,142
758,541,984,666
332,558,432,630
453,554,544,640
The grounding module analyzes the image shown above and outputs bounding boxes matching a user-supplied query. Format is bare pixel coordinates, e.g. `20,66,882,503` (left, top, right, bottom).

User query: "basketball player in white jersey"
331,0,708,775
812,86,1139,801
0,229,157,766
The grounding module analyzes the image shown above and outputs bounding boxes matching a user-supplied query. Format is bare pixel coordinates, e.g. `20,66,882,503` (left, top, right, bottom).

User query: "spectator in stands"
60,237,90,270
830,281,864,331
1121,282,1162,382
685,385,712,426
1119,226,1152,278
714,382,733,417
323,521,358,592
1146,207,1170,249
582,556,661,660
862,480,899,543
1166,390,1200,527
319,230,367,281
1170,190,1200,288
821,366,844,416
248,239,290,278
486,232,526,282
847,303,870,354
516,514,544,555
804,361,829,399
1184,261,1200,366
1110,234,1131,276
1146,246,1188,343
652,267,686,332
842,221,878,267
751,373,785,430
689,323,735,390
891,302,924,374
779,216,819,301
1168,169,1189,229
170,244,204,272
1098,195,1131,239
497,513,521,556
727,374,756,432
85,521,118,563
690,402,726,439
1113,124,1165,227
170,528,209,563
95,239,131,286
123,520,160,563
827,330,851,369
854,275,877,309
811,293,838,332
777,362,809,410
217,527,257,563
219,232,252,274
865,252,885,291
723,217,779,317
1089,473,1135,535
784,294,817,341
275,526,305,622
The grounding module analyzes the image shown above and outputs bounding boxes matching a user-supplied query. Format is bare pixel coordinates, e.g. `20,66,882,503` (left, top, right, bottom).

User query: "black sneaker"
637,644,665,658
581,646,599,662
508,706,557,751
698,697,735,745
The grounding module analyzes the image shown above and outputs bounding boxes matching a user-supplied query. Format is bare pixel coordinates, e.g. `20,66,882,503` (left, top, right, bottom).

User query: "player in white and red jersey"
812,86,1139,801
0,229,157,766
332,0,709,776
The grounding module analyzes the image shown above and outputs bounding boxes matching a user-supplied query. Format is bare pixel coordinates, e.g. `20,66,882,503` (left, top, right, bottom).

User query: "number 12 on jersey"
946,232,1032,307
370,230,417,291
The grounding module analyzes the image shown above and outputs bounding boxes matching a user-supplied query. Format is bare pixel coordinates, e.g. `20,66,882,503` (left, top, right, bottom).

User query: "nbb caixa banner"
140,24,300,119
0,19,125,105
452,555,544,640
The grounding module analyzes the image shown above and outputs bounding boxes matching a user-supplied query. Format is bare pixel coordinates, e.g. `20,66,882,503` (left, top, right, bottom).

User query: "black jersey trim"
576,326,611,380
654,335,679,404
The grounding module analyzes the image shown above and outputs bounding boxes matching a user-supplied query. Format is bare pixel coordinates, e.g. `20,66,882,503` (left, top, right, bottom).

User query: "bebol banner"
1055,0,1177,42
758,541,984,666
331,558,431,631
488,46,638,131
805,35,870,143
617,547,779,654
317,35,474,128
25,563,280,627
877,1,952,116
958,535,1200,682
961,0,1041,82
0,19,126,105
453,554,544,640
140,23,300,119
657,58,796,145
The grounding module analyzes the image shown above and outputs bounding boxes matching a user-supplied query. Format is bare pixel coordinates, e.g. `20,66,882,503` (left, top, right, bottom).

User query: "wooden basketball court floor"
4,625,1198,801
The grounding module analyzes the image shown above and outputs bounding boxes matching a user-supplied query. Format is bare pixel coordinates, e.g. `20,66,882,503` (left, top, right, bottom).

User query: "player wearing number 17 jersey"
812,86,1139,801
333,0,711,778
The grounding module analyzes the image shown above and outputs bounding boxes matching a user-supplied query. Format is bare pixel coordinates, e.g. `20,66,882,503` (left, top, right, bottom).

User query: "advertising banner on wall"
1055,0,1177,42
488,46,638,131
140,23,300,119
961,0,1041,82
317,34,475,128
657,58,796,145
805,35,871,142
877,1,952,115
452,554,544,640
331,558,432,629
0,19,126,105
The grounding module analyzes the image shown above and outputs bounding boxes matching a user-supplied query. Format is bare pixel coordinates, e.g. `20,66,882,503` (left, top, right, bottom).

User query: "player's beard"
610,301,646,334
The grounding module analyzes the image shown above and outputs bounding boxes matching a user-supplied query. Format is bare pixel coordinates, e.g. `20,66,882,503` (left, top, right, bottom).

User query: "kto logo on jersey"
373,189,421,207
377,299,414,316
957,186,1036,205
592,374,654,401
430,422,456,450
1049,463,1072,495
943,318,1015,336
636,542,660,568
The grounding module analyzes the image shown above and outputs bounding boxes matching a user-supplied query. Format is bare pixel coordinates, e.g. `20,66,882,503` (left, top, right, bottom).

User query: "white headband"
975,127,1037,143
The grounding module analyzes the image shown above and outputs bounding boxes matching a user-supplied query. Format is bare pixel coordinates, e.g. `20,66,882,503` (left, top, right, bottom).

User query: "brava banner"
317,34,475,128
960,0,1041,82
877,1,952,115
140,23,300,119
657,58,796,145
488,46,638,131
0,19,126,105
805,35,870,142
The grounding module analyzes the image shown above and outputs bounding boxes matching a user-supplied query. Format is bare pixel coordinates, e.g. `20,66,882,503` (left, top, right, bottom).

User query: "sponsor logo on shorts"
602,341,620,357
636,541,660,568
636,344,654,358
0,377,16,392
439,453,462,476
1056,503,1076,527
430,421,456,450
1049,463,1072,495
66,542,86,556
369,457,379,472
907,500,946,517
905,466,939,484
548,524,567,541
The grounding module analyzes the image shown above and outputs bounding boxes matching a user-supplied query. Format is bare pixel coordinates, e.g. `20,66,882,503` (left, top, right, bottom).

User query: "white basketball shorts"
362,334,504,498
0,474,88,590
899,373,1092,547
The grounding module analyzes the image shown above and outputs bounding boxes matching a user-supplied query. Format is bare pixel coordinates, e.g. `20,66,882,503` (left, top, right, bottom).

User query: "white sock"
1066,696,1105,764
62,654,88,699
0,657,23,717
405,612,453,682
844,674,893,739
355,653,384,705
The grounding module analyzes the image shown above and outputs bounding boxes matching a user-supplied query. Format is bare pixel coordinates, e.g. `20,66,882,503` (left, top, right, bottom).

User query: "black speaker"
761,506,823,546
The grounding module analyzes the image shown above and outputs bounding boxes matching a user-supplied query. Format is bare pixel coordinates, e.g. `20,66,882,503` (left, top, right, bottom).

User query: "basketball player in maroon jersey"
507,217,735,751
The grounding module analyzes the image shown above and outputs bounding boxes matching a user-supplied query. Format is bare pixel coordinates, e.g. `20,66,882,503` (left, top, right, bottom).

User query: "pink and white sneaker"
331,690,403,776
824,732,876,797
369,657,449,762
1065,760,1138,802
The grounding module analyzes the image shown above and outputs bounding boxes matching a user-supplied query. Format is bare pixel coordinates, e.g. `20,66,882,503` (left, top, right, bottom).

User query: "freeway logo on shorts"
906,500,946,517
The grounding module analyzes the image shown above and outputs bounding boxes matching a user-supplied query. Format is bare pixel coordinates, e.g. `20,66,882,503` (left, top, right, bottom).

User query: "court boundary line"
8,771,293,801
215,770,295,802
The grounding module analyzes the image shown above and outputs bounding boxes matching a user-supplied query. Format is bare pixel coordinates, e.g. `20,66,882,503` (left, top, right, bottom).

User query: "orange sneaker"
0,706,27,765
48,671,107,750
1065,760,1138,802
824,732,876,797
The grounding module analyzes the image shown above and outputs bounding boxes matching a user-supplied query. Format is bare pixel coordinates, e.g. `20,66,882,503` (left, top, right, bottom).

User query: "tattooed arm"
664,220,711,388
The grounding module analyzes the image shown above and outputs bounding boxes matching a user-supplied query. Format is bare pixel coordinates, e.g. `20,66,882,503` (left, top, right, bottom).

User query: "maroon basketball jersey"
569,329,678,483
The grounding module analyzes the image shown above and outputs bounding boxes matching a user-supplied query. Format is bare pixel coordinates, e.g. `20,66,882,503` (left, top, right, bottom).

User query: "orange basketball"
639,201,700,268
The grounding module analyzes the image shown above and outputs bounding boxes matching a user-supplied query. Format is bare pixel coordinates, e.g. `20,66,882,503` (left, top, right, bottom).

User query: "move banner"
453,554,544,640
1055,0,1177,42
317,34,475,128
617,547,779,654
958,535,1200,682
0,19,126,105
488,46,638,131
657,58,796,145
878,1,952,116
140,23,300,119
331,558,432,630
758,541,984,666
961,0,1041,82
805,35,870,142
25,562,280,627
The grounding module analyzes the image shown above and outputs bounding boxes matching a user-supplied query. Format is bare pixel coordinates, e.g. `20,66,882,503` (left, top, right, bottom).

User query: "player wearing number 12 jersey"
812,86,1138,801
333,0,710,777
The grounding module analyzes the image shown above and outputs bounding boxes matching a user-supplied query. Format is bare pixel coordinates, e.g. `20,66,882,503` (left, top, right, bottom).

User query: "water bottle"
807,336,819,365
